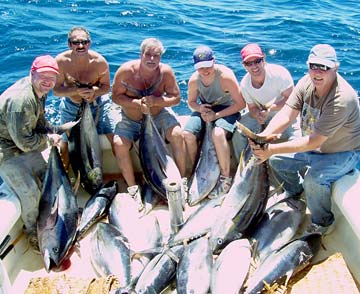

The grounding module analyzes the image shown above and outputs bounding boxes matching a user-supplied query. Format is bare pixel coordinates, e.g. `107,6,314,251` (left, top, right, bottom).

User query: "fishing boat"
0,116,359,293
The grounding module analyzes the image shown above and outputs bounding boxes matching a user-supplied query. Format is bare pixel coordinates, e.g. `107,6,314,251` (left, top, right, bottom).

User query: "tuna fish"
135,245,184,294
76,180,118,241
250,197,306,263
187,122,220,206
90,222,131,288
139,113,182,199
211,239,252,294
37,146,79,272
176,235,213,294
68,101,103,194
244,232,322,294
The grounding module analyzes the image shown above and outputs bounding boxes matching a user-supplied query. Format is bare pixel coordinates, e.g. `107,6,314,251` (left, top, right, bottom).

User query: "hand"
248,139,271,164
78,87,95,103
140,100,150,114
141,95,155,108
47,134,62,146
199,104,212,114
256,109,268,125
201,110,216,122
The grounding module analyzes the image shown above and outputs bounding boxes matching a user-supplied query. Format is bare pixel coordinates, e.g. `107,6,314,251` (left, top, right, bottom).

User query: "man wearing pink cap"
0,55,62,250
249,44,360,235
232,43,297,161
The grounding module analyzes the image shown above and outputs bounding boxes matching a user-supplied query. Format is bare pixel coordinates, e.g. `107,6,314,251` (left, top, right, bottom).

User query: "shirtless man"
54,26,114,170
112,38,186,207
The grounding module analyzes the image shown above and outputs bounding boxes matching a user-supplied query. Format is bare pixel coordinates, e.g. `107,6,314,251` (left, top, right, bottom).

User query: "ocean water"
1,0,360,123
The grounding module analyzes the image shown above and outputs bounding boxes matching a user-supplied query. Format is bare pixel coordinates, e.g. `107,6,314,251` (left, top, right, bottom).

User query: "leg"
268,152,308,197
304,151,360,227
183,130,198,173
59,97,80,172
60,141,70,171
166,125,187,177
182,112,205,175
113,135,136,187
212,126,231,177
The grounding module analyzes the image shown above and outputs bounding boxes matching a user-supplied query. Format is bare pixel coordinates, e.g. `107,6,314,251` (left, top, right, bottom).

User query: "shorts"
59,95,115,142
114,107,180,142
184,105,241,140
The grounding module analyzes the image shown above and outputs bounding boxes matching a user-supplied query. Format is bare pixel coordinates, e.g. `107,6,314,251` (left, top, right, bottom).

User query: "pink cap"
31,55,59,74
240,44,264,62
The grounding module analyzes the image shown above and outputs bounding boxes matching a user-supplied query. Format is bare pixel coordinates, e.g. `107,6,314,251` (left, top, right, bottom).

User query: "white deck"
1,134,360,293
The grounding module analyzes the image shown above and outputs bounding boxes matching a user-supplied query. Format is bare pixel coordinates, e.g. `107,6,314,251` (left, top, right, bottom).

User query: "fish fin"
164,247,180,263
235,121,280,145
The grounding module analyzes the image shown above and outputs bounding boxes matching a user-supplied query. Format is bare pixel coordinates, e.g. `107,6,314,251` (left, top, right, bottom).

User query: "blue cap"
193,46,214,69
307,44,338,68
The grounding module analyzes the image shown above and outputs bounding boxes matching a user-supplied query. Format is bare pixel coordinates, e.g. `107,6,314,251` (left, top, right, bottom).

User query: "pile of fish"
35,118,323,293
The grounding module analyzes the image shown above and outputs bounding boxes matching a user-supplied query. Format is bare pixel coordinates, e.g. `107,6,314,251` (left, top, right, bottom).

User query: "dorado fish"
244,232,322,294
90,222,131,288
187,122,220,206
68,101,103,194
139,113,182,200
37,146,79,272
76,180,118,241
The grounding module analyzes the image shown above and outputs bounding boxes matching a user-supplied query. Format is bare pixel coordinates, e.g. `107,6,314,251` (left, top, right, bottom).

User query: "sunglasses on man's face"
243,58,263,67
309,63,331,71
69,39,90,46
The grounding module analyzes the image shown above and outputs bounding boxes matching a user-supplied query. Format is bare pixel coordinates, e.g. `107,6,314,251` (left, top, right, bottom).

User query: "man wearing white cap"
183,45,246,198
0,55,62,250
249,44,360,235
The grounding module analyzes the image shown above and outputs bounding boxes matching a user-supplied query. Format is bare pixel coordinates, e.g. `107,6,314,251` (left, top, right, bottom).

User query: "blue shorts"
114,107,180,142
59,95,115,142
184,105,241,140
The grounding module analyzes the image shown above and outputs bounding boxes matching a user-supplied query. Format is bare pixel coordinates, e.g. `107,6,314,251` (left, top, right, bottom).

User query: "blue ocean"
1,0,360,123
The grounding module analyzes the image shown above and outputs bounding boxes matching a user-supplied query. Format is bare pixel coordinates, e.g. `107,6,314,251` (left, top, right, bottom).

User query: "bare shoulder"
216,64,237,78
114,60,138,77
159,63,176,76
88,50,108,65
188,71,198,85
55,50,72,63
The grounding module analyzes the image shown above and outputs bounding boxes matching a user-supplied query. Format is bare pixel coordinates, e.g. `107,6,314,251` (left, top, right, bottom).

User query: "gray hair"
67,26,91,42
140,38,165,55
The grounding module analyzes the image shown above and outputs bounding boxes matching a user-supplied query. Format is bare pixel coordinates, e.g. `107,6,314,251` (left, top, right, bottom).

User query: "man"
183,45,246,198
54,26,114,171
0,55,62,248
112,38,186,208
249,44,360,234
232,43,296,161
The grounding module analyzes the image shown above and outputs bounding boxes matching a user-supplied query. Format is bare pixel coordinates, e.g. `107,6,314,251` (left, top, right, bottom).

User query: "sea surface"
1,0,360,123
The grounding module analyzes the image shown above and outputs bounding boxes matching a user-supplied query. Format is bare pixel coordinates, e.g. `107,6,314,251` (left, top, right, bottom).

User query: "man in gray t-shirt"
249,44,360,235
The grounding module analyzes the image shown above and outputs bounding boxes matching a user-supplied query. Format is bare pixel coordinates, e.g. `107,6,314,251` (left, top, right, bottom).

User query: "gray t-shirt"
286,73,360,153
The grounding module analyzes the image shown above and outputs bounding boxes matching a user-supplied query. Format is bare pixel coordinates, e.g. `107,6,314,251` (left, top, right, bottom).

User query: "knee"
183,130,196,145
113,136,131,154
212,127,226,141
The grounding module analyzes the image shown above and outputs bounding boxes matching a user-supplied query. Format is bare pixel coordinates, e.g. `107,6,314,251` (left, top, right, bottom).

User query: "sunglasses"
243,58,263,67
69,39,90,46
309,63,331,71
